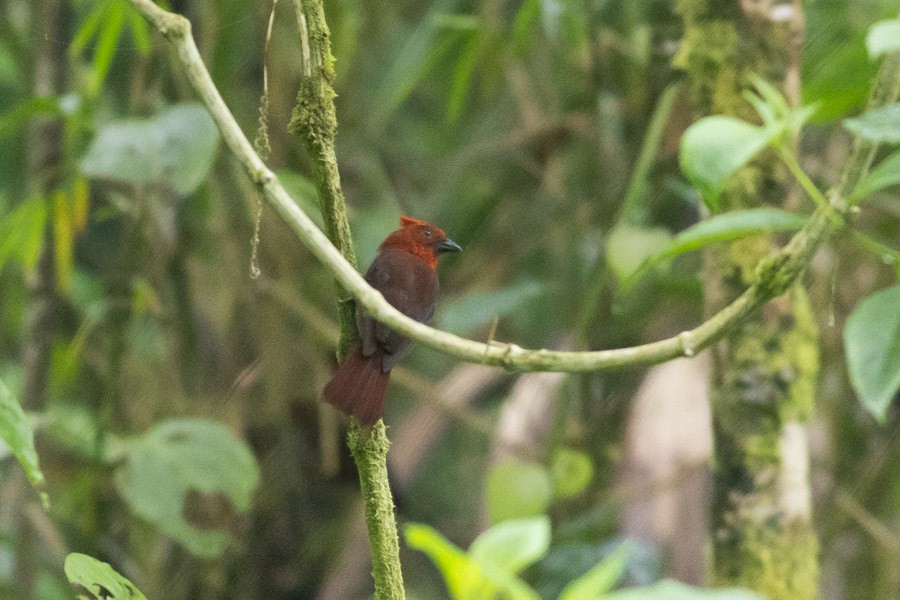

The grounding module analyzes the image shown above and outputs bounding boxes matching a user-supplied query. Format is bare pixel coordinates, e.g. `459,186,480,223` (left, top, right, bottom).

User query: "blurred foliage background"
0,0,898,598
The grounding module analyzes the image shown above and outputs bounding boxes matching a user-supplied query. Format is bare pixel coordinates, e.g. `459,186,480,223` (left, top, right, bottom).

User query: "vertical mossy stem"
289,0,358,357
348,422,406,599
289,1,405,598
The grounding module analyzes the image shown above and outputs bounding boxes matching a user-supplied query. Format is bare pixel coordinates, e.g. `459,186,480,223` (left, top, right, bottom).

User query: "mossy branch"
125,1,898,375
288,0,358,359
348,422,405,599
287,1,404,597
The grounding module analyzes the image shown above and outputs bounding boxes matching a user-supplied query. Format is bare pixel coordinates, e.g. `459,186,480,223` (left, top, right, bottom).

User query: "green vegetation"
1,0,898,598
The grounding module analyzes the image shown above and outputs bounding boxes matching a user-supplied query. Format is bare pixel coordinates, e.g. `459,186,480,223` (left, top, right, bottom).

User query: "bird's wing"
360,251,438,371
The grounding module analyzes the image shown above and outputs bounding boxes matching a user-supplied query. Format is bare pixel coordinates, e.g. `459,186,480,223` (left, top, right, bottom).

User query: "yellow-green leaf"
0,378,46,492
64,553,147,600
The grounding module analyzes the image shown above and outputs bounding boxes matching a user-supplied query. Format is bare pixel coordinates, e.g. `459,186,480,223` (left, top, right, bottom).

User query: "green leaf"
748,75,790,121
606,224,672,282
486,459,552,524
849,150,900,202
0,38,21,85
604,580,764,600
628,208,806,283
679,116,776,212
476,564,541,600
439,280,544,335
0,198,48,273
558,542,631,600
70,0,110,56
91,0,126,90
550,448,594,499
405,523,497,600
64,553,147,600
80,103,220,195
843,103,900,144
804,41,876,123
470,516,551,574
405,522,541,600
866,20,900,58
53,189,74,293
447,31,481,123
126,3,152,56
844,284,900,422
0,378,46,491
512,0,541,55
371,6,457,127
114,418,260,557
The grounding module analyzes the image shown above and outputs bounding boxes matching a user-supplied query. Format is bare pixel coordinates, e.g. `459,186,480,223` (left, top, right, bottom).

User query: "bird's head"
380,216,462,267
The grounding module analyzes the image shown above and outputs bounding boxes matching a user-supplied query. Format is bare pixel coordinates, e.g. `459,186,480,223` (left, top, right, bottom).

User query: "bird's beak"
437,239,462,254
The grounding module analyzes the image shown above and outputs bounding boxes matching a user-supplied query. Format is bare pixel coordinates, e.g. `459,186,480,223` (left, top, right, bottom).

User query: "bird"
323,216,462,426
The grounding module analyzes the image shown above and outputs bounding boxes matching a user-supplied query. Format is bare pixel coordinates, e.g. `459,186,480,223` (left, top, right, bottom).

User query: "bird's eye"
423,229,432,238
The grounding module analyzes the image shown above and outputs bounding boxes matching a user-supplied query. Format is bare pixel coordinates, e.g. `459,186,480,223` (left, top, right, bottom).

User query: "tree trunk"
673,1,820,598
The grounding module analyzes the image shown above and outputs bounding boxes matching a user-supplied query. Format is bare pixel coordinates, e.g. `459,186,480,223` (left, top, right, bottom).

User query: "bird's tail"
323,344,390,426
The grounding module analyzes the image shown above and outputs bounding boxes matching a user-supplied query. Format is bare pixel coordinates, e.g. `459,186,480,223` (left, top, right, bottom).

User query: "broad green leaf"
628,208,806,282
558,542,631,600
606,224,672,282
439,280,543,335
844,103,900,144
486,459,552,524
470,516,551,574
604,580,764,600
64,553,147,600
405,523,496,600
849,150,900,203
80,103,220,195
844,284,900,422
0,378,46,491
866,20,900,58
804,41,876,123
114,418,260,557
679,116,776,212
550,448,594,499
0,198,48,272
406,522,541,600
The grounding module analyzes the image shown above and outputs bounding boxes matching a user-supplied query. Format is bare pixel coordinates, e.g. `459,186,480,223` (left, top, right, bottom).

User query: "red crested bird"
323,216,461,426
